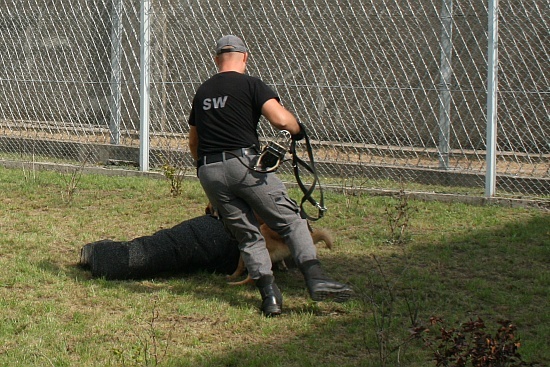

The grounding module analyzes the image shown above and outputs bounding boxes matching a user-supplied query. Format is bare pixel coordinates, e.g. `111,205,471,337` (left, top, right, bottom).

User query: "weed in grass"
18,143,41,184
22,159,38,183
58,151,92,204
161,155,189,197
415,317,542,367
111,300,175,367
59,167,83,204
383,185,417,245
354,186,423,365
358,253,423,367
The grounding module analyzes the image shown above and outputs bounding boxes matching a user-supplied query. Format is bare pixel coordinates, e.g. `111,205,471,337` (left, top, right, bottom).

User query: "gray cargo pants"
198,151,317,281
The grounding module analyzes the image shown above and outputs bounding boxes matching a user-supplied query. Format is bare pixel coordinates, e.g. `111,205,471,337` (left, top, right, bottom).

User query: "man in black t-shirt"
188,35,352,316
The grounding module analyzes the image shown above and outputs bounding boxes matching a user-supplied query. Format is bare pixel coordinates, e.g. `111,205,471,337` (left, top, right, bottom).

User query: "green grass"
0,165,548,366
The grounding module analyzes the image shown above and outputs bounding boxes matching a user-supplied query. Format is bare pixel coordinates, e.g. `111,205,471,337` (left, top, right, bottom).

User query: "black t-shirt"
188,71,279,159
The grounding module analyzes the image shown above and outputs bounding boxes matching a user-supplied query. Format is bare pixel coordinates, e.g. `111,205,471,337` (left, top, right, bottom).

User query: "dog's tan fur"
205,204,333,286
226,223,333,285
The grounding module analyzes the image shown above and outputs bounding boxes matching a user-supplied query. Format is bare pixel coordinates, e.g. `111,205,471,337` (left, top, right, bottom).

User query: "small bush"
415,317,540,367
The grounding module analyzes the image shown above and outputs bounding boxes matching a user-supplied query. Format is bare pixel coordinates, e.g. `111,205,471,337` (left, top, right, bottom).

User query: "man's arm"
188,125,199,161
261,99,301,135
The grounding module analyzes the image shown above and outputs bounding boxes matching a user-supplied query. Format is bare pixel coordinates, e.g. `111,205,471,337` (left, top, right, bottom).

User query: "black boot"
256,276,283,317
299,260,353,302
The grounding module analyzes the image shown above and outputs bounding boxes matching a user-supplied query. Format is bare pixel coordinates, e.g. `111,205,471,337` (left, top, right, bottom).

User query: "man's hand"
292,122,306,141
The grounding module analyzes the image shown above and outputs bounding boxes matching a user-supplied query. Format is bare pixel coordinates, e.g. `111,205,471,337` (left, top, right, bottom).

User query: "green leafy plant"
160,156,187,197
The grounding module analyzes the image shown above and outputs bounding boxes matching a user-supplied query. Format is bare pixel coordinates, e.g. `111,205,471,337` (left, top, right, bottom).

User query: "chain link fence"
0,0,548,201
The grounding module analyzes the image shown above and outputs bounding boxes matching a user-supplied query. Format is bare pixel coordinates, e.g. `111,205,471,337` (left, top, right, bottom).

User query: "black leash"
221,127,326,221
289,127,326,221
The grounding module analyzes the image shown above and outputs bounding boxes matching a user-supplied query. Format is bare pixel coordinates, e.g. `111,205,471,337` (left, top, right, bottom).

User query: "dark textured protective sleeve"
79,215,240,280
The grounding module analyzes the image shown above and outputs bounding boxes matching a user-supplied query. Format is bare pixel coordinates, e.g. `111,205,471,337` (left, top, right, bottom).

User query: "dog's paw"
273,260,288,272
205,203,220,219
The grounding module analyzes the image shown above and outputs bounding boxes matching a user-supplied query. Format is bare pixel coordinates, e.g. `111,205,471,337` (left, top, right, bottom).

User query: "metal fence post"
485,0,499,197
109,0,122,145
438,0,453,170
139,0,151,172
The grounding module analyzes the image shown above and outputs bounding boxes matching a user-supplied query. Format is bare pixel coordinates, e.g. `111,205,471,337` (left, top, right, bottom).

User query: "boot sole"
310,286,353,302
261,297,283,317
262,305,282,317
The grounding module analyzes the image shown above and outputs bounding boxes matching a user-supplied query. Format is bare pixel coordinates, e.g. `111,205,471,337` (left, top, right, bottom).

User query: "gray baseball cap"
215,35,248,55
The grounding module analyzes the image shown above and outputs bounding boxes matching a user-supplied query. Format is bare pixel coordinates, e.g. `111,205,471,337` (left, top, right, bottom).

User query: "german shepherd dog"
205,204,333,285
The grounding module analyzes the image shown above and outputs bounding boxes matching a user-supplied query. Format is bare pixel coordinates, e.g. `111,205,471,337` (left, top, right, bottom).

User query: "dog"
205,204,333,286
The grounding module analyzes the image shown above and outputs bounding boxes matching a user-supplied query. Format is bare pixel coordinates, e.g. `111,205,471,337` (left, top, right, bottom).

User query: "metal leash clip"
254,130,291,172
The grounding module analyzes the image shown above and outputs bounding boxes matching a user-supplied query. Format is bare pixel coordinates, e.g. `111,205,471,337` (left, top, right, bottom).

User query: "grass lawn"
0,165,548,366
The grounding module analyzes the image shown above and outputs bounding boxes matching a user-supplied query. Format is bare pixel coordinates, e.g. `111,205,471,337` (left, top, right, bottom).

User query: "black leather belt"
197,148,257,169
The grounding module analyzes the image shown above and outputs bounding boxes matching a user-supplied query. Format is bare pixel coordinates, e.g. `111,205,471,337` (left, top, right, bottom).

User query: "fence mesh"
0,0,548,200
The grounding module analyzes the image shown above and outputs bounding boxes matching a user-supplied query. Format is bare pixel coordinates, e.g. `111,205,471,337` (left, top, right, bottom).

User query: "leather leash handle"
290,127,326,221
